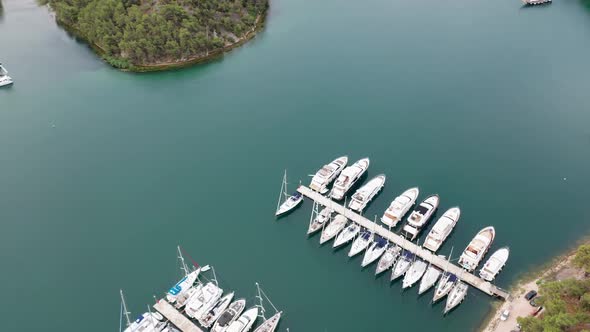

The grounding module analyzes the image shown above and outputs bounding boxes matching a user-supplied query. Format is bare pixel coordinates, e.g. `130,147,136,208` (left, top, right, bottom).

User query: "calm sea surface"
1,0,590,330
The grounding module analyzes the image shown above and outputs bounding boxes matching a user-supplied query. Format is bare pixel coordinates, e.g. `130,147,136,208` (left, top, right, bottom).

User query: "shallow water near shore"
2,0,590,330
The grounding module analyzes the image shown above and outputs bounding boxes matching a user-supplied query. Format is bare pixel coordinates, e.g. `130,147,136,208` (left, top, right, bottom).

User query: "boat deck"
154,299,204,332
297,185,510,300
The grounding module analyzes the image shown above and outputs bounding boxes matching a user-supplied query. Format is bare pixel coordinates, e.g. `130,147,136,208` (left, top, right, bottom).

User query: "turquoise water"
2,0,590,330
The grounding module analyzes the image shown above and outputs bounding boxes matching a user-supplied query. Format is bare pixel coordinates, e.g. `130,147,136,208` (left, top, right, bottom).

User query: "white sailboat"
402,259,428,289
432,247,456,303
167,246,201,304
253,283,282,332
330,158,370,200
319,214,348,245
402,194,440,240
423,207,461,253
0,63,13,87
458,226,495,272
348,230,373,257
348,174,386,212
309,156,348,194
199,292,235,327
275,170,303,216
479,247,509,281
375,245,401,275
380,187,419,227
361,237,388,267
307,202,332,235
418,264,441,295
120,290,167,332
390,251,415,281
444,282,469,314
211,299,247,332
333,223,360,248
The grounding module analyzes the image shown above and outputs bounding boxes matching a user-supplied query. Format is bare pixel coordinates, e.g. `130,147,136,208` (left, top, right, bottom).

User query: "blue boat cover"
361,232,370,239
449,274,458,282
376,238,387,246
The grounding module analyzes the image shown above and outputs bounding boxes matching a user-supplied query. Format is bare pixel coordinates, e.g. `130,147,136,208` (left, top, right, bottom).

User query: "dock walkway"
297,185,510,300
154,299,204,332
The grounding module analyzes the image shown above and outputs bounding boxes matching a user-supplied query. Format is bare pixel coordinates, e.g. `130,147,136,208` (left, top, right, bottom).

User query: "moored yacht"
253,312,282,332
307,207,333,235
0,63,13,87
166,268,200,303
348,174,386,212
402,195,439,240
330,158,370,200
211,299,247,332
199,292,235,327
309,156,348,194
402,259,428,289
432,272,457,303
348,230,373,257
479,247,509,281
361,237,388,267
124,312,167,332
390,251,414,281
185,282,223,318
458,226,495,272
226,307,258,332
319,214,348,245
275,170,303,216
444,282,468,314
174,284,201,309
380,187,419,227
423,207,461,253
375,245,402,275
418,265,441,295
333,223,360,248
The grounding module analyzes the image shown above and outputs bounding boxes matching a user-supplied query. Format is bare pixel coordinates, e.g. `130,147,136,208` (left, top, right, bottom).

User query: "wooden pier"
297,185,511,300
154,299,204,332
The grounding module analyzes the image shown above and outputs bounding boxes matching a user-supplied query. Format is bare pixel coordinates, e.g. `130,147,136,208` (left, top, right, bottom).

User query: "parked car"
524,290,538,300
531,306,544,316
500,309,510,321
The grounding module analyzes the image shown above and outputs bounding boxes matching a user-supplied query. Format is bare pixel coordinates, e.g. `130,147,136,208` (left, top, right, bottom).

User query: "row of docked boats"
120,248,283,332
299,155,512,314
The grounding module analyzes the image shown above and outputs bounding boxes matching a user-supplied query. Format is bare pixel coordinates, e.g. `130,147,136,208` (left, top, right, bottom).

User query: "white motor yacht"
402,195,439,240
330,158,370,200
185,282,223,318
199,292,235,327
423,207,461,253
348,174,386,212
479,247,509,281
310,156,348,194
380,187,419,227
458,226,495,272
211,299,246,332
226,307,259,332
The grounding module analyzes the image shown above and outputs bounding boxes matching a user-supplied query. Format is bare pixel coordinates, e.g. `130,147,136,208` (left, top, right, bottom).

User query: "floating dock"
154,299,204,332
297,185,510,300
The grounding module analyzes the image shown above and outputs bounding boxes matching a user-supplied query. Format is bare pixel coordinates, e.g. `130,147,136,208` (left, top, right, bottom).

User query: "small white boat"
319,214,348,244
185,282,223,318
479,247,509,281
0,63,13,87
444,282,468,314
390,251,414,281
211,299,247,332
361,237,388,267
174,284,201,309
275,170,303,217
375,246,402,275
226,307,259,332
432,272,457,303
307,206,333,235
423,207,461,253
402,195,439,240
199,292,235,327
310,156,348,194
348,230,373,257
458,226,495,272
418,265,441,295
348,174,386,212
333,223,360,248
253,312,282,332
124,312,167,332
402,259,428,289
166,268,200,303
330,158,370,200
380,187,419,227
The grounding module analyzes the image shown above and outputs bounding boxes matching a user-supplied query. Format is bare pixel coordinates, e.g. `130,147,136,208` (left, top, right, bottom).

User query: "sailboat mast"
120,289,132,328
276,170,287,213
255,282,266,320
177,245,189,275
445,246,454,272
211,266,218,286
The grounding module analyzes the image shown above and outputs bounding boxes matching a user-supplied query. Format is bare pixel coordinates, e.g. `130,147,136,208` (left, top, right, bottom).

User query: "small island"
47,0,268,71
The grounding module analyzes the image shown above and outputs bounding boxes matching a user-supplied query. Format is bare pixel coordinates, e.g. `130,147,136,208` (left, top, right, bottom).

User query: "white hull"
333,223,360,248
124,312,167,332
0,76,13,87
330,158,370,200
276,193,303,216
253,311,282,332
381,187,419,227
310,156,348,194
375,246,401,275
458,226,495,272
444,282,468,314
479,247,509,281
319,214,347,244
185,283,223,318
348,174,386,212
423,207,460,253
418,265,441,295
402,260,428,289
307,207,333,235
226,307,259,332
199,292,235,327
402,195,440,240
432,272,457,303
361,238,388,267
174,285,201,309
348,231,373,257
211,299,246,332
391,252,414,281
166,269,200,303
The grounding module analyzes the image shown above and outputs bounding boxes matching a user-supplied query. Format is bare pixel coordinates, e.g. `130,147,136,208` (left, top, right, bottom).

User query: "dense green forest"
48,0,268,69
517,245,590,332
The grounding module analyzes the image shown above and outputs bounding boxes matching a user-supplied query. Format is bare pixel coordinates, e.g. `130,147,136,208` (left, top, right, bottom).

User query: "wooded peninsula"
47,0,268,71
